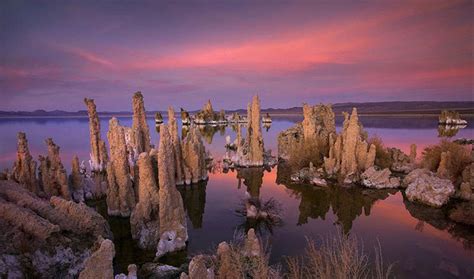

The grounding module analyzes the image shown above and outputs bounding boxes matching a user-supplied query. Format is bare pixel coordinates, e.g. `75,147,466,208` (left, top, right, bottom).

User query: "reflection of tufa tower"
237,167,264,198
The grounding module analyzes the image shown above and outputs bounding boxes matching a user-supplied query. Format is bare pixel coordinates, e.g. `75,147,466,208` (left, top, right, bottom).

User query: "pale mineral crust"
156,125,188,257
360,167,400,189
11,132,39,194
79,238,115,279
70,155,85,202
182,127,208,184
38,138,72,200
106,117,136,217
131,91,151,154
130,152,160,249
168,107,185,185
84,98,108,172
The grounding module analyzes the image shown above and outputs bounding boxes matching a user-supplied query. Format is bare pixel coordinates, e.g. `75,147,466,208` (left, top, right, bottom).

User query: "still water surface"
0,115,473,278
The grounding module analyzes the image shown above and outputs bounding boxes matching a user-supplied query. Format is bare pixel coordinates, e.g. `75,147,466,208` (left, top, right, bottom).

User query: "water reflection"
178,182,207,229
237,167,264,198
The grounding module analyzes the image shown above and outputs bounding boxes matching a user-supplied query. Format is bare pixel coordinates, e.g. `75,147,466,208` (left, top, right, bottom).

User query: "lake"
0,115,473,278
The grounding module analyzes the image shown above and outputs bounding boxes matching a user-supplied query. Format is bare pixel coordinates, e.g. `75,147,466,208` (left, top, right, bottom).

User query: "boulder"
404,169,455,207
360,167,400,189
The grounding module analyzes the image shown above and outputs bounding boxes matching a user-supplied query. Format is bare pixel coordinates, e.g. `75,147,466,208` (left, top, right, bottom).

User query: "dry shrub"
286,230,393,279
367,136,392,169
287,138,328,171
422,140,471,181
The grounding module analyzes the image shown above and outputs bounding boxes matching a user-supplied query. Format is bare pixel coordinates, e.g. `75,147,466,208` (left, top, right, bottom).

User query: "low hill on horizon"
0,101,472,117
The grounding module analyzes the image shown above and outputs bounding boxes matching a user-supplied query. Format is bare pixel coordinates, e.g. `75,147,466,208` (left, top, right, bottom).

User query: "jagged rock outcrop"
180,108,191,125
131,91,151,154
403,168,455,207
0,180,111,277
38,138,71,200
360,167,400,189
182,128,208,184
388,147,416,174
439,110,467,125
194,100,218,124
323,108,374,183
11,132,39,194
106,117,136,217
155,112,164,125
130,152,160,249
156,125,188,257
277,124,303,160
70,155,85,202
84,98,108,172
79,238,115,279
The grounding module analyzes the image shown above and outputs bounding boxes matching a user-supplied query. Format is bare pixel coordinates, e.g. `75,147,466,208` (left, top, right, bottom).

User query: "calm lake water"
0,115,473,278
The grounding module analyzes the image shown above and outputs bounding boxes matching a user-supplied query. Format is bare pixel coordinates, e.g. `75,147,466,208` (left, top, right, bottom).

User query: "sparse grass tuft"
285,229,394,279
367,136,393,169
422,140,471,181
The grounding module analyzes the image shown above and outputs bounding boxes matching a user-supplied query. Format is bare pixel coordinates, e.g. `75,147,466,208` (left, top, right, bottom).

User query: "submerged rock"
131,91,152,154
106,117,136,217
84,98,108,172
130,152,160,250
38,138,71,200
156,125,188,257
79,238,115,279
360,167,400,189
11,132,39,194
404,168,455,207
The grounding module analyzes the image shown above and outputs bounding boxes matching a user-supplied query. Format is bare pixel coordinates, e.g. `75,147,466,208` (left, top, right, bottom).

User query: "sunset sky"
1,0,472,111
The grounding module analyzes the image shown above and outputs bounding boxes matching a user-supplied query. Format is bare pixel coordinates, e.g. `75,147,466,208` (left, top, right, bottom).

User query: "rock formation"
388,147,416,174
290,162,328,187
79,238,115,279
0,180,112,277
360,167,400,189
403,168,455,207
218,109,227,123
106,117,136,217
11,132,39,194
262,112,272,123
180,108,191,125
131,91,151,154
130,152,160,250
448,201,474,226
155,112,164,125
115,264,138,279
439,110,467,125
84,98,108,172
458,163,474,201
323,108,374,183
180,255,214,279
38,138,71,200
168,107,185,185
181,128,208,184
156,125,188,257
436,151,450,178
194,100,218,124
69,155,85,202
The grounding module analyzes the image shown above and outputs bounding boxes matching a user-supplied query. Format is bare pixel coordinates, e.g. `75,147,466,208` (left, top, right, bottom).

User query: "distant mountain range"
0,101,472,117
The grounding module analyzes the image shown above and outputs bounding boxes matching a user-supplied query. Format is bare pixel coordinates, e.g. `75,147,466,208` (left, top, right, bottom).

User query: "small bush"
422,140,471,181
367,136,392,169
285,229,394,279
